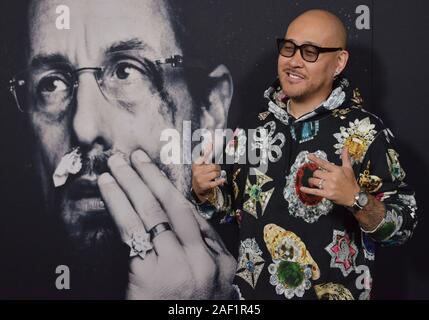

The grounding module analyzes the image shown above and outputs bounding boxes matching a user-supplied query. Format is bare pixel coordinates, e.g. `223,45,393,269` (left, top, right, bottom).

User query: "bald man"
192,9,417,300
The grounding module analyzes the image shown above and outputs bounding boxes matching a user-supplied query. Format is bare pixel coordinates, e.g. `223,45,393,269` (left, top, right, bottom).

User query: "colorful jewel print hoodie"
198,77,417,300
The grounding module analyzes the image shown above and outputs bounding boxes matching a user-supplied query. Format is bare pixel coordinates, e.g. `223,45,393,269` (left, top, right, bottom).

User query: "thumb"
341,147,352,169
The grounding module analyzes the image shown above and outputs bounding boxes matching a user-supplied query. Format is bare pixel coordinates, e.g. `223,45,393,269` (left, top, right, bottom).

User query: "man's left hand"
300,148,360,207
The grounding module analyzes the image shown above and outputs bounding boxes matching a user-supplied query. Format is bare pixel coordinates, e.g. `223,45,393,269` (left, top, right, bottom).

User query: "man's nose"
72,73,112,148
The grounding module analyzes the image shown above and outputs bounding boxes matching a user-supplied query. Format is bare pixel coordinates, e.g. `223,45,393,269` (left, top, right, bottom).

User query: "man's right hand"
192,144,226,204
98,149,236,299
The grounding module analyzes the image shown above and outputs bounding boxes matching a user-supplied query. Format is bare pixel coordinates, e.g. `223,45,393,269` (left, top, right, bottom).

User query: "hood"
262,77,357,125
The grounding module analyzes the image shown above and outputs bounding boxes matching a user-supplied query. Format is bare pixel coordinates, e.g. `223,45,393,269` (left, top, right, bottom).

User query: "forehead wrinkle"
29,0,179,62
83,17,91,64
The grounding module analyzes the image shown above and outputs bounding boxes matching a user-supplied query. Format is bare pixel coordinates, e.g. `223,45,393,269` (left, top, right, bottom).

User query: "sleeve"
193,161,237,223
358,127,418,246
194,126,248,226
193,161,240,258
192,121,255,257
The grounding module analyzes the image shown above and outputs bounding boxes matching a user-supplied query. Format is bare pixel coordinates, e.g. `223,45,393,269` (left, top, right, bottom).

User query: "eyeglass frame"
8,53,185,113
276,38,343,63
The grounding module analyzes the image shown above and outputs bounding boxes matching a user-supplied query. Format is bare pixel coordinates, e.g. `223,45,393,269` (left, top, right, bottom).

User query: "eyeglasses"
8,51,184,114
276,39,342,63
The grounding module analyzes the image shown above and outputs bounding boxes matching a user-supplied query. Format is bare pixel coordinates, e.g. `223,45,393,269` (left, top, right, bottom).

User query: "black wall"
370,0,429,300
218,0,429,299
0,0,428,299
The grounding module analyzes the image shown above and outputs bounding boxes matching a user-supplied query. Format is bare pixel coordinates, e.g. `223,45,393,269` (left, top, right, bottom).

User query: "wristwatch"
348,190,369,214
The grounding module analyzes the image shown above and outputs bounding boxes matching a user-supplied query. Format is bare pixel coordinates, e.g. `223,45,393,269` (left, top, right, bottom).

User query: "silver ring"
220,170,226,179
126,231,153,260
149,222,173,241
318,179,324,190
216,170,227,181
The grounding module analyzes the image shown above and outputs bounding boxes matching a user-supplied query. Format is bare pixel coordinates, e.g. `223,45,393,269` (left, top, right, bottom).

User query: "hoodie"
197,78,417,300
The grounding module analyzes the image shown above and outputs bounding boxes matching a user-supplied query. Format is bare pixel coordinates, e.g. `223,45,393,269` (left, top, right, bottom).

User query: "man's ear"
336,50,350,75
200,64,233,131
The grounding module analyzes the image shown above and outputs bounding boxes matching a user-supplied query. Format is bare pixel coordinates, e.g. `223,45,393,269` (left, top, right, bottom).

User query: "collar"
262,77,351,125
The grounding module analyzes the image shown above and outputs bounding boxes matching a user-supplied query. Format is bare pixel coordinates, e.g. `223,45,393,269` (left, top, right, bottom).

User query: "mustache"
81,151,111,176
62,146,168,181
284,68,307,78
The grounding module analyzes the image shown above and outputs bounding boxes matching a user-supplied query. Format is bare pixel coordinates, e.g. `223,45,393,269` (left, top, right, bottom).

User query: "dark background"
196,0,428,299
216,0,429,299
0,0,428,299
370,0,429,300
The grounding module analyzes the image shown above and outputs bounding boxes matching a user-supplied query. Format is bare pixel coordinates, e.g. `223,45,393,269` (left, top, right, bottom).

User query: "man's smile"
285,69,306,83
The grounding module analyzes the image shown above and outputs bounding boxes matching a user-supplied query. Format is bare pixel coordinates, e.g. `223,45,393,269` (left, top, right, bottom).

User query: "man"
2,0,236,299
192,9,417,300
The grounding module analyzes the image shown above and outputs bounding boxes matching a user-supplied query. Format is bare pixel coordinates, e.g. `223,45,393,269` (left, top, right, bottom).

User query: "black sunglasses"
276,39,342,63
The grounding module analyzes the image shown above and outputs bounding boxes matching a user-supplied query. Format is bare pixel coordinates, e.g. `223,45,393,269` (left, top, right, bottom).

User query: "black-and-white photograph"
0,0,428,302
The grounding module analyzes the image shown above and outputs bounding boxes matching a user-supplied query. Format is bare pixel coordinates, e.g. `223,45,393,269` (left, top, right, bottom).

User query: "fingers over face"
98,172,145,241
106,155,182,256
107,154,169,229
131,149,204,249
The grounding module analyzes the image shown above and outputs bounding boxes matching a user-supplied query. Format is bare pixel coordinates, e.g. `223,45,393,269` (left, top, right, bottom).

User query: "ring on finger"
149,222,173,241
126,230,153,260
216,170,226,181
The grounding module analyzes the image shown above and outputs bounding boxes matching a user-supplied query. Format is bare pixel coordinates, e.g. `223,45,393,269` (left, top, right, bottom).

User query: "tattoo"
354,194,386,231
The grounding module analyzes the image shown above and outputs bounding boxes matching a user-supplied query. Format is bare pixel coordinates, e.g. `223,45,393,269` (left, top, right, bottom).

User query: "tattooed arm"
354,128,418,246
354,195,386,232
